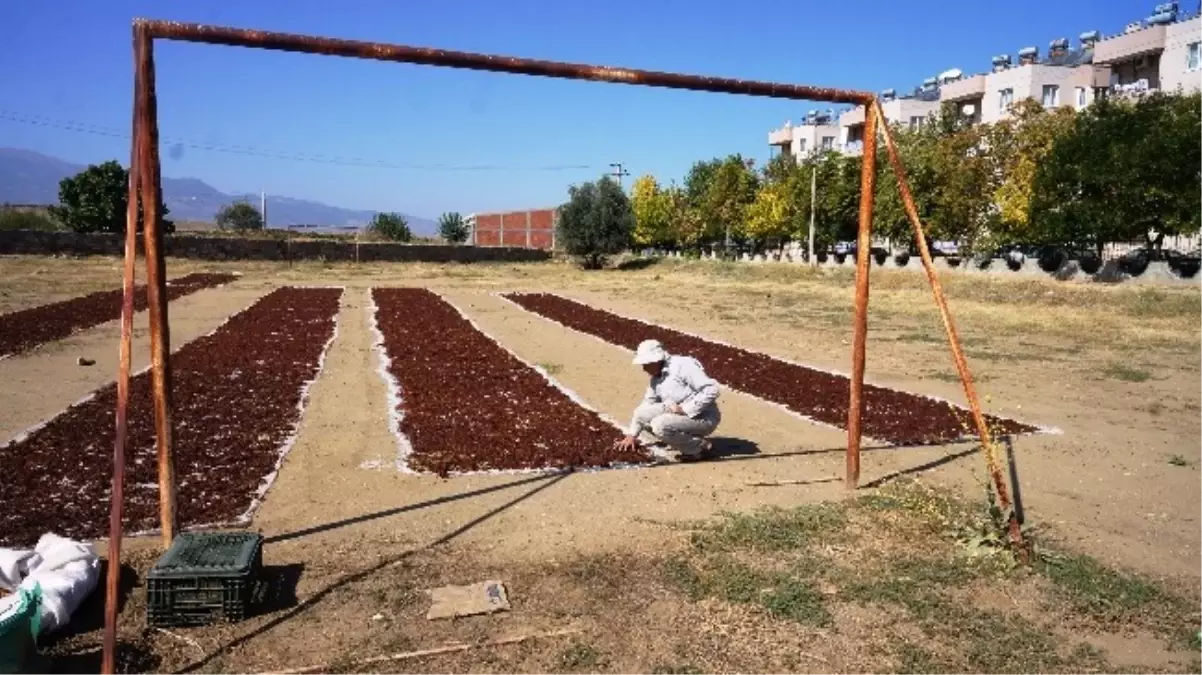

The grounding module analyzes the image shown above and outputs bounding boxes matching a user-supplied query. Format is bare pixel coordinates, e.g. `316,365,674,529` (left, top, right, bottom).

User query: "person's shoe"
679,440,715,463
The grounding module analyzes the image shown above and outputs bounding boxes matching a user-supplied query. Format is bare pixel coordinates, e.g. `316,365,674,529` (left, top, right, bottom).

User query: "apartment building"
767,110,840,159
1093,4,1201,95
765,2,1199,154
839,83,942,154
981,39,1107,123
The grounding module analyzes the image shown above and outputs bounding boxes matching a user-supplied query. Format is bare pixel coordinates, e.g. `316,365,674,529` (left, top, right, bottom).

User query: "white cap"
632,339,667,365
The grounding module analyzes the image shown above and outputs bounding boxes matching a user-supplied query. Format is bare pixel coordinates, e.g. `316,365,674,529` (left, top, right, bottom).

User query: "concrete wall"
1095,24,1168,63
883,98,942,128
1161,16,1202,93
0,230,551,263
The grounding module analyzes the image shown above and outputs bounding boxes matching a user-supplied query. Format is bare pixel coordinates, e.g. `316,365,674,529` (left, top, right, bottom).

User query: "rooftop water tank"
1079,30,1100,44
1049,37,1069,50
1154,2,1178,14
1018,46,1039,58
1147,10,1176,24
938,68,963,82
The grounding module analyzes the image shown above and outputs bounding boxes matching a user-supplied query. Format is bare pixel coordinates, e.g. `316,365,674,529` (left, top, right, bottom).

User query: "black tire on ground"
1079,254,1103,275
1120,253,1150,276
873,251,888,266
1037,248,1065,273
895,253,910,267
1174,260,1201,278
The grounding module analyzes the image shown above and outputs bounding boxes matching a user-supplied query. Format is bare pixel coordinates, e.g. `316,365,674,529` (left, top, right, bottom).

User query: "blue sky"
1,0,1157,218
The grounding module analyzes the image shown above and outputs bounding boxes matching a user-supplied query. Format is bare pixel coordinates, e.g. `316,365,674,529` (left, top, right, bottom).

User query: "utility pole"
260,190,267,229
609,162,629,188
808,164,817,268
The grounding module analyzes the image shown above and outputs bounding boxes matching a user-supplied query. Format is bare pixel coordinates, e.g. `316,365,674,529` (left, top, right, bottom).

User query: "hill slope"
0,148,436,234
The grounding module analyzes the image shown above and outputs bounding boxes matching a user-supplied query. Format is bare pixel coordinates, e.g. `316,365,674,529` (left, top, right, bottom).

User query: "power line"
0,110,600,173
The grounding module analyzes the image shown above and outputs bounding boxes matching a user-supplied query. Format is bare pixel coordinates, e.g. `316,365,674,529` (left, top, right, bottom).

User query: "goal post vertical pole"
846,99,879,489
137,26,178,549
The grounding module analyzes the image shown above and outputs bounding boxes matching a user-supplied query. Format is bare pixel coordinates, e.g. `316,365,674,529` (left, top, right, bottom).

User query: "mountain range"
0,148,436,235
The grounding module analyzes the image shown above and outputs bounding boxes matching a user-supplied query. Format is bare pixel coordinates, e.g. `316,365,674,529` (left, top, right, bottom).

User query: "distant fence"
0,230,551,263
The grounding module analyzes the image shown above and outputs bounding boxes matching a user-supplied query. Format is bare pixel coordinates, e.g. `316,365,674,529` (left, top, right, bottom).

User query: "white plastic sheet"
0,533,100,635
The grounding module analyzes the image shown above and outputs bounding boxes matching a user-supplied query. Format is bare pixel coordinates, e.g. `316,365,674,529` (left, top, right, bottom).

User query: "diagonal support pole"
102,24,147,675
872,99,1025,557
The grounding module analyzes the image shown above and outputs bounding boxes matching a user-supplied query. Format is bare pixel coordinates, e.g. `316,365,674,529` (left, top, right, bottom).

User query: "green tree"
368,212,413,242
664,184,704,252
215,200,264,231
47,160,174,234
929,123,994,252
438,211,469,243
874,123,936,247
701,154,759,255
630,174,673,248
556,175,634,269
1031,91,1202,254
813,151,860,248
984,99,1077,246
745,180,793,252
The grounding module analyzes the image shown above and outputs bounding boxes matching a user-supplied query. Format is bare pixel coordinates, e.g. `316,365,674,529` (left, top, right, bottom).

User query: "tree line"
557,91,1200,267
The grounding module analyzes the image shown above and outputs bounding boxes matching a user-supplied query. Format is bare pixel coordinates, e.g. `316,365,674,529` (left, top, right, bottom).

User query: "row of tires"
811,248,1201,279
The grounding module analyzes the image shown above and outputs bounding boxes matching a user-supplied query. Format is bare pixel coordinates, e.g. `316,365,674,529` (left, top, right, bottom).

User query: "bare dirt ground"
1,254,1198,673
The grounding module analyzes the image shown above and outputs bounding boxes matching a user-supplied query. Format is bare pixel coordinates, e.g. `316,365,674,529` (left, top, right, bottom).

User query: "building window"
797,139,807,153
1188,42,1200,71
821,136,835,150
1041,85,1060,107
1075,86,1087,108
909,116,925,130
999,88,1014,111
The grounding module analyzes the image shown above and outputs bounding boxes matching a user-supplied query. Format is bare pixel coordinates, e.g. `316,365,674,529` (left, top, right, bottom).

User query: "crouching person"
613,339,721,462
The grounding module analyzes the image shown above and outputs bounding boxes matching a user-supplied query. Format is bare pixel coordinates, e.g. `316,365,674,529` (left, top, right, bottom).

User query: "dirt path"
248,286,964,567
0,282,268,444
554,286,1202,578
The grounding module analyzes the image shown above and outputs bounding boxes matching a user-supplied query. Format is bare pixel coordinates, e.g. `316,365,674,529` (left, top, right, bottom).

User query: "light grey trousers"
630,402,721,457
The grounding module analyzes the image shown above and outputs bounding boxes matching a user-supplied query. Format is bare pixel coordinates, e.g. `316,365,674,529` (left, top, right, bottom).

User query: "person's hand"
613,435,639,452
666,402,685,415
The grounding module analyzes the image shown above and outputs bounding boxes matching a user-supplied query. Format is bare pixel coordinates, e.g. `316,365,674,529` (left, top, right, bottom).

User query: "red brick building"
467,208,558,250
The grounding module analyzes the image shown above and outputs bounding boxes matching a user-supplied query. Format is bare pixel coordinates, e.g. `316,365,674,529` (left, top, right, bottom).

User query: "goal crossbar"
100,18,1014,674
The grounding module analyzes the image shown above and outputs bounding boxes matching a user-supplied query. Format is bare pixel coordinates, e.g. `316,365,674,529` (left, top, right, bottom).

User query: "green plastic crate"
146,531,263,627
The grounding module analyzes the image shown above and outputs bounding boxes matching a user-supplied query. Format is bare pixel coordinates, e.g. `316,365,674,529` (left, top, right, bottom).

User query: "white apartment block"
767,110,840,159
839,84,942,154
766,2,1200,155
1094,8,1201,95
943,38,1110,125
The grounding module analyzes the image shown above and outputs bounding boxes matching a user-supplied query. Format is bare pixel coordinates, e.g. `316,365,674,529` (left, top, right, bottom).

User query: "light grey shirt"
628,354,720,434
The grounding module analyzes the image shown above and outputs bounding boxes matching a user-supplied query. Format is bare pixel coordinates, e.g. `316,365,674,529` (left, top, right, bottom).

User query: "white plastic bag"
0,533,100,635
